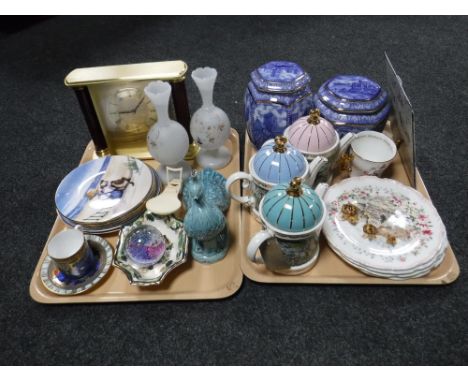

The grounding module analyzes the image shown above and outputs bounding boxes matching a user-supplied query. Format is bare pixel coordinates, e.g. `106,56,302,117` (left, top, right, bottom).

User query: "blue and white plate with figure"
55,156,156,229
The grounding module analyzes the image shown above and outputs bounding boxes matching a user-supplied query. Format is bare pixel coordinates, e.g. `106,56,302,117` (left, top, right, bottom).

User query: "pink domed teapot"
284,109,354,183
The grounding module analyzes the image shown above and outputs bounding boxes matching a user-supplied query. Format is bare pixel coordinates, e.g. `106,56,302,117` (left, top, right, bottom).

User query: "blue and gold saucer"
40,235,113,296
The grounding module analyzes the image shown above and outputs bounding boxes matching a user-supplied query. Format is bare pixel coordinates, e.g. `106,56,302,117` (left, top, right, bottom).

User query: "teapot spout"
305,156,328,187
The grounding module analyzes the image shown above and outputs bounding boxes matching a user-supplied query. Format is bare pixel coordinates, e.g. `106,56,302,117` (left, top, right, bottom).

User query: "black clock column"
73,86,109,156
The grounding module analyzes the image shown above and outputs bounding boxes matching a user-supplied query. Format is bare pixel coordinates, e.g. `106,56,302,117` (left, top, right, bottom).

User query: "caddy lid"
326,74,381,101
250,61,311,93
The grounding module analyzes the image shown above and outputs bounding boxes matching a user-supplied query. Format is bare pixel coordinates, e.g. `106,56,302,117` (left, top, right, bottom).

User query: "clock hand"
132,97,144,113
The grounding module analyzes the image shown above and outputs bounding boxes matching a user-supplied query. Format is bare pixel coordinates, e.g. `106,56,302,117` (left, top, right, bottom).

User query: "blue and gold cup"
47,227,96,279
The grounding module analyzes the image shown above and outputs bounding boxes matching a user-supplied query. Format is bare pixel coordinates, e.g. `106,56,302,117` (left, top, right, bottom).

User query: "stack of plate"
314,74,392,136
55,156,161,234
322,177,448,280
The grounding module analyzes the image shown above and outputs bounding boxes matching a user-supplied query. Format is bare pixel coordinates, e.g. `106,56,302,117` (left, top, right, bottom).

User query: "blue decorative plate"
326,75,381,101
55,156,155,227
250,61,311,93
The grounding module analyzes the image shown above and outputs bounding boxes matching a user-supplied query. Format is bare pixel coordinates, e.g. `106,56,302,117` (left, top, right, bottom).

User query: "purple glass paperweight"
125,225,166,266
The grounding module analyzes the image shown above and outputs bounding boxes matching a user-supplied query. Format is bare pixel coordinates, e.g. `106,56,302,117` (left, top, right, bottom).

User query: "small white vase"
145,81,191,183
191,67,231,169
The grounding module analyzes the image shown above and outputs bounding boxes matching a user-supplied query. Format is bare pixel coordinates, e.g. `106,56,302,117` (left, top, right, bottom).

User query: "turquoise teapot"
246,177,328,275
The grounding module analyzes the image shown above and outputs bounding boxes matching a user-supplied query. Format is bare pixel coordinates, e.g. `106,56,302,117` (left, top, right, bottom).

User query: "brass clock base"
184,142,200,161
95,148,111,157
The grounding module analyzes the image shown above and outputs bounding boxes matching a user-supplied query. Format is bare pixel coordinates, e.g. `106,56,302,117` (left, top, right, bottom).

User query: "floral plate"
322,176,447,277
113,211,188,286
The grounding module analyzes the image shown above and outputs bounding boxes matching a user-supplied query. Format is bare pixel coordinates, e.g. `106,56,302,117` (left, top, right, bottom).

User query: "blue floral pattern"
327,75,381,101
244,61,315,149
318,82,388,114
315,96,391,125
251,61,310,93
245,88,314,149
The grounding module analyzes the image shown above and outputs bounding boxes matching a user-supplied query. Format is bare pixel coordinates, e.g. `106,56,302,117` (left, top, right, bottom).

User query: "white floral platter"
323,176,447,277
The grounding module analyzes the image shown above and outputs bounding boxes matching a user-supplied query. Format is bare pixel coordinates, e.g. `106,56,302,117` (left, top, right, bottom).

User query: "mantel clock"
65,60,198,159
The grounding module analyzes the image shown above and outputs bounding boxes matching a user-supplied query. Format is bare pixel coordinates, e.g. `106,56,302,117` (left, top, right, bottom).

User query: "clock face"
107,87,157,134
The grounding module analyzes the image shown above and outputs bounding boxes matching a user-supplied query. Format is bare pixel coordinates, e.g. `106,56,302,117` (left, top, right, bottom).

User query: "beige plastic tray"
30,129,243,303
241,133,460,285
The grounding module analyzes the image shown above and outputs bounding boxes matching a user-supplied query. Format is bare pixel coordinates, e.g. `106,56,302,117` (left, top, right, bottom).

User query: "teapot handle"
246,230,274,264
315,182,329,199
334,132,356,168
305,156,328,186
225,171,256,207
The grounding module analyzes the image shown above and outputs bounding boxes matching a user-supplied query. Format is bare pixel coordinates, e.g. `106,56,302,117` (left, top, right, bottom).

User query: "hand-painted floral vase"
190,67,232,169
314,75,392,136
183,175,229,264
244,61,315,149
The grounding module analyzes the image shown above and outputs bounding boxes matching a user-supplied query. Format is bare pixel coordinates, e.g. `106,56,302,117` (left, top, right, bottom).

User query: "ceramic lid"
252,136,307,184
318,81,388,114
314,95,392,126
247,81,313,107
250,61,311,93
261,177,323,233
326,75,381,101
286,109,337,154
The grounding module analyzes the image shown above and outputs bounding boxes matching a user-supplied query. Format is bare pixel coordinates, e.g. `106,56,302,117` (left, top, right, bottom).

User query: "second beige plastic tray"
240,134,459,285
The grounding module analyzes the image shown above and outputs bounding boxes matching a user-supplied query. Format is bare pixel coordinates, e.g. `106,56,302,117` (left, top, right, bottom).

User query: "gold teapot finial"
273,135,288,153
307,109,321,125
287,177,303,197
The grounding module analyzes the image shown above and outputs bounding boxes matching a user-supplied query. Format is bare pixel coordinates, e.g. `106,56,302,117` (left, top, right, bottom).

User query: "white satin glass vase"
190,67,231,169
144,81,191,183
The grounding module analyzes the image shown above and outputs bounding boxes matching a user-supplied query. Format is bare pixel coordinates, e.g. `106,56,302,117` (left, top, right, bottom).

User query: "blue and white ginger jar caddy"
244,61,315,149
314,74,392,136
